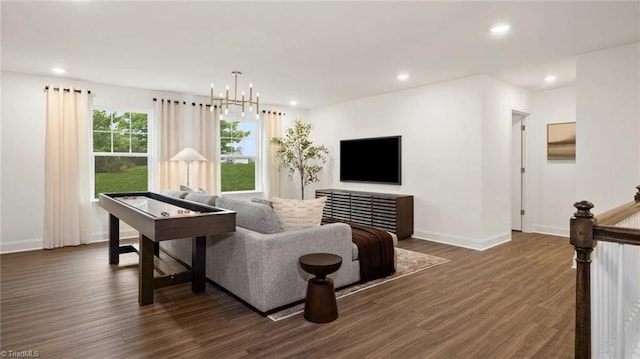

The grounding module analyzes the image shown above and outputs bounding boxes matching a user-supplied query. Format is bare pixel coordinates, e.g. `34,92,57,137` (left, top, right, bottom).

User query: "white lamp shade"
170,147,208,162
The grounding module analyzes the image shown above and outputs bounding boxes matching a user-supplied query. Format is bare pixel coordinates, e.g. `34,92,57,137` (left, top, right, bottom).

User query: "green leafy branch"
270,118,328,199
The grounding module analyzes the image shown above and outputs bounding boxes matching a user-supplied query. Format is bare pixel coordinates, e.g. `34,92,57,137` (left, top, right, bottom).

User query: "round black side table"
299,253,343,323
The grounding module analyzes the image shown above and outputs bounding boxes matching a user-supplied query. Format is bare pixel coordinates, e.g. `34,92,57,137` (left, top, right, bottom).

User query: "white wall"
528,86,576,236
576,43,640,214
306,75,529,250
0,76,2,249
2,72,49,252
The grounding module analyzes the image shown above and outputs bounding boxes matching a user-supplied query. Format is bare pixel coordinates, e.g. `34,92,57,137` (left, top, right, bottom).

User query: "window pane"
93,131,111,152
130,112,148,133
94,156,147,198
131,134,147,153
113,111,129,133
236,122,256,156
93,110,112,131
220,120,255,155
221,157,255,192
113,133,130,152
220,120,235,155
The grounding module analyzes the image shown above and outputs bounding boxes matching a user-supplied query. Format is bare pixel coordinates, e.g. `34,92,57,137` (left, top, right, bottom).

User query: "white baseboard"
2,229,139,254
1,238,42,253
90,229,138,243
412,230,511,251
531,224,569,238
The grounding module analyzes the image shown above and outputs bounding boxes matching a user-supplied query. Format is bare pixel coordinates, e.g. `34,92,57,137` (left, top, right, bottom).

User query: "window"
92,110,149,198
220,119,258,192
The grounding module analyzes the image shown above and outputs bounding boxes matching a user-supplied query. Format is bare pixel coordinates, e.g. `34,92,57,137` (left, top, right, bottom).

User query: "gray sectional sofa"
159,193,361,314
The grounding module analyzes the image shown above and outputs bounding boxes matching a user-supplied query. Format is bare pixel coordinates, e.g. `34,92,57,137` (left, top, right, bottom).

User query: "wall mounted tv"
340,136,402,185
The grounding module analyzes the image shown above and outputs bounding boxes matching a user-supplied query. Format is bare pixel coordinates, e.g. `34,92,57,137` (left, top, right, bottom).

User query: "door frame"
512,109,530,232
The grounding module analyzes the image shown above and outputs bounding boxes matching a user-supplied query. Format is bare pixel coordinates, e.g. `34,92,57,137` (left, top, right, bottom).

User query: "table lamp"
170,147,207,187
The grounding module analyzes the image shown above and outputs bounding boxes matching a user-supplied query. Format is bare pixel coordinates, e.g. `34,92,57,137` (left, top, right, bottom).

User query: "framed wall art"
547,122,576,160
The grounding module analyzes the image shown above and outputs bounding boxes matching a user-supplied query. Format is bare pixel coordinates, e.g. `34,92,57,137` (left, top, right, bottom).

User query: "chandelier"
210,71,260,119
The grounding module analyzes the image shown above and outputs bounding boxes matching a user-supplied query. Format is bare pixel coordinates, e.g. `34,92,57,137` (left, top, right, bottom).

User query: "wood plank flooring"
0,232,575,358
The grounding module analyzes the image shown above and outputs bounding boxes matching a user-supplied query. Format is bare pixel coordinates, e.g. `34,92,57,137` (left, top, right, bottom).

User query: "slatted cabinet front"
316,189,413,240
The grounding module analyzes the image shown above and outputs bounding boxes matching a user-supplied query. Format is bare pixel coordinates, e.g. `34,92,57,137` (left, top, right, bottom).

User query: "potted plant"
271,118,328,199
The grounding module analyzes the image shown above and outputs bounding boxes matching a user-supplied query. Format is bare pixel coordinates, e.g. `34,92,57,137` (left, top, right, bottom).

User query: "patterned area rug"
267,247,449,321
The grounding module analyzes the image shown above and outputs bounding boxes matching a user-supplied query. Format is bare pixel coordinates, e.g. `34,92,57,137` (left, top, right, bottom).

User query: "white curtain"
194,105,218,193
263,111,282,198
43,87,91,249
157,99,183,191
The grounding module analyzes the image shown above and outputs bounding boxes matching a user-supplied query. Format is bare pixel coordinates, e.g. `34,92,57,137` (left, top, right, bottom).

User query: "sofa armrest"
207,223,353,312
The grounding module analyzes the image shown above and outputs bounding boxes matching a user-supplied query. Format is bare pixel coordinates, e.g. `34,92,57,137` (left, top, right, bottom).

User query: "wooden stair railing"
570,185,640,359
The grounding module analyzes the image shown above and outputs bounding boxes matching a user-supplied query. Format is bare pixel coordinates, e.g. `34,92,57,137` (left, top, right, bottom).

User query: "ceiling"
2,1,639,109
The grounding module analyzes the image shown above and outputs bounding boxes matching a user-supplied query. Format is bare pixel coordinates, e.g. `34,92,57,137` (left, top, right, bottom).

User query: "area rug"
267,248,449,321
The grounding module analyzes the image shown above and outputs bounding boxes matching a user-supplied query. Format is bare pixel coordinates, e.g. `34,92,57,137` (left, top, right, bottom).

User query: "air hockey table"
99,192,236,305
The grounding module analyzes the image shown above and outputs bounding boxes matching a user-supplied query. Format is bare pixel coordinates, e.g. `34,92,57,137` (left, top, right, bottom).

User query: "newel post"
570,200,597,359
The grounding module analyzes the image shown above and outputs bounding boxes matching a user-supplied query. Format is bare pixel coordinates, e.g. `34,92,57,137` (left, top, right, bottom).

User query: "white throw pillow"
270,197,327,231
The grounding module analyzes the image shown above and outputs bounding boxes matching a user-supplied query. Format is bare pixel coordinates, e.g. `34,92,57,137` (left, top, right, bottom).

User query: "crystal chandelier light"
210,71,260,119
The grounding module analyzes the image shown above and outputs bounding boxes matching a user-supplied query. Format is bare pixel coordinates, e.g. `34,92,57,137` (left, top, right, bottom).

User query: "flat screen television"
340,136,401,185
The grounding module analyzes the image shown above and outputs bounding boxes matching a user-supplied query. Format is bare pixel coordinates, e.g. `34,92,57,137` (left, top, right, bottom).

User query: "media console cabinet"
315,189,414,240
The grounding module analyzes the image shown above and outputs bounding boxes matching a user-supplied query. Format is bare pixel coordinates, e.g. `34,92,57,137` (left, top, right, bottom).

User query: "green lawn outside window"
95,165,148,198
94,162,256,197
221,162,255,192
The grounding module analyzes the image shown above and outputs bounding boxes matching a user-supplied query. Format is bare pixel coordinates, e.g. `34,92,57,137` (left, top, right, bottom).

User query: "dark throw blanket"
322,218,396,283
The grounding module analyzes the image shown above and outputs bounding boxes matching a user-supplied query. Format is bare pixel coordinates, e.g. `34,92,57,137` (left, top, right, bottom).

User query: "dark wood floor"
1,232,575,358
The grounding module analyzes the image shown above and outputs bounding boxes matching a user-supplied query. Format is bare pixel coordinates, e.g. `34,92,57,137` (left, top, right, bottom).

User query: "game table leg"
192,236,206,293
109,214,119,265
139,234,155,305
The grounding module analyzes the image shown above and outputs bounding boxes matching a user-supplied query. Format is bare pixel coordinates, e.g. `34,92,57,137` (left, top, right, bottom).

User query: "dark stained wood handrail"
594,225,640,246
570,185,640,359
595,199,640,226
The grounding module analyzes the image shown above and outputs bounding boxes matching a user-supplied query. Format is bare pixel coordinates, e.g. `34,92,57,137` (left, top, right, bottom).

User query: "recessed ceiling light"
490,24,510,34
544,75,557,82
397,73,409,81
51,67,66,74
289,100,297,106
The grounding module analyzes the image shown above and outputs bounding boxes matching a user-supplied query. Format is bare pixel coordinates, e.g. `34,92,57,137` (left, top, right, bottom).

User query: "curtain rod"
262,110,286,116
43,86,91,94
152,98,184,104
152,98,215,107
151,99,214,108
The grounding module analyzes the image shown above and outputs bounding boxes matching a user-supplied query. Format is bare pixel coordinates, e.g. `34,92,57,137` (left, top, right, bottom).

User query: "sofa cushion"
251,198,272,207
162,189,190,199
270,196,327,231
216,196,283,234
180,185,207,193
184,193,218,206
